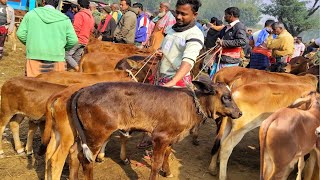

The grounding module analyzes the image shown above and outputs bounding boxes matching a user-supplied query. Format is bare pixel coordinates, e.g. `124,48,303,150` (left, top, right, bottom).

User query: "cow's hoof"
17,148,25,154
192,139,200,146
96,157,104,163
160,171,173,178
208,168,218,176
122,158,130,165
26,150,34,156
0,151,5,158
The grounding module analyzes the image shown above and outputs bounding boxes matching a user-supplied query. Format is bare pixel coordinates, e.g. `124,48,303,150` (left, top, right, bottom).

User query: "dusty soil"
0,40,295,180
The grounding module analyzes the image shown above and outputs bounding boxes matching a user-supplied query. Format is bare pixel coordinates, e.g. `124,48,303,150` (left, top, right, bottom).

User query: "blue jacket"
135,13,149,43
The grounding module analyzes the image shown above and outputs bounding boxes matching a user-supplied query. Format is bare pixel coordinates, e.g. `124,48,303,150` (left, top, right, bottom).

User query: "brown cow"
259,92,320,180
0,77,67,157
36,70,133,85
208,82,317,180
69,81,242,180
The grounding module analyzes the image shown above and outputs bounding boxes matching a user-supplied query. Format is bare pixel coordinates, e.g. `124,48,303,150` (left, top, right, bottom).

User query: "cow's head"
193,80,242,119
267,62,288,72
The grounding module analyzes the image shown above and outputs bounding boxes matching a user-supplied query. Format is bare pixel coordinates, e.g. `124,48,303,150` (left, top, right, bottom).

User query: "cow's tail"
71,89,94,162
38,94,59,156
259,114,277,180
211,117,232,156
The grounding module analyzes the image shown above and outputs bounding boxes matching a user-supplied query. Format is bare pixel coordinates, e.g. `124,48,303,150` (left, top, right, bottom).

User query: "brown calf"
36,70,132,85
70,81,242,180
259,92,320,180
0,77,67,156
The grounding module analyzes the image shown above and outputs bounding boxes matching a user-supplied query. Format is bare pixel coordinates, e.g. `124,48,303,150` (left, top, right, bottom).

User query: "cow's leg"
149,137,170,180
25,121,39,155
0,112,14,157
69,143,80,180
296,157,305,180
263,149,274,180
208,117,232,175
45,131,57,180
272,165,293,180
9,114,25,154
161,146,173,177
303,151,316,180
119,133,130,164
96,140,108,163
218,130,247,180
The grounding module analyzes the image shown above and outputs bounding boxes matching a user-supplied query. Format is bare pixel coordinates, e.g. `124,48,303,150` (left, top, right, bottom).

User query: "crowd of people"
0,0,318,80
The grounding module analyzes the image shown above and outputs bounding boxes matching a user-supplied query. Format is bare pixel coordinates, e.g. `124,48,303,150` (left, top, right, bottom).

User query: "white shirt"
292,42,306,58
315,38,320,46
226,19,240,32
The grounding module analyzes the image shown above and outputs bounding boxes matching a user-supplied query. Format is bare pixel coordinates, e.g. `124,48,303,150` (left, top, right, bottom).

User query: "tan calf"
260,92,320,180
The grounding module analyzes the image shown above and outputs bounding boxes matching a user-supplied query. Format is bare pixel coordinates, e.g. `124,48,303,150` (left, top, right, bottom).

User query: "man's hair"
210,17,222,26
112,3,120,10
264,19,275,27
272,22,285,29
44,0,59,8
225,7,240,18
176,0,202,13
121,0,131,7
78,0,90,8
133,2,143,10
297,37,302,41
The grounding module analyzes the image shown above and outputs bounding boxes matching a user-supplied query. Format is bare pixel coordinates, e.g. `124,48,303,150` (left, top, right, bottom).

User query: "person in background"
133,2,150,48
113,0,137,44
111,3,122,24
65,3,78,22
89,2,100,28
65,0,94,71
149,2,176,50
17,0,78,77
204,17,223,49
248,19,275,70
95,6,117,42
292,36,305,58
142,11,155,48
0,0,14,59
210,7,248,77
266,22,294,63
243,29,252,58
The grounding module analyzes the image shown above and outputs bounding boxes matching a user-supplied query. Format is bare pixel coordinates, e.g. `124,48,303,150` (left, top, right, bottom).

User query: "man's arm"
7,6,15,34
266,34,282,50
16,14,29,45
222,28,248,48
73,13,82,35
65,21,78,51
163,61,192,87
115,13,135,38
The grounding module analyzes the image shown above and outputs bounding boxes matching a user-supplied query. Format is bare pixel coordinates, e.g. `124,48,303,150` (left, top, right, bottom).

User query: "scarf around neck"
172,20,196,32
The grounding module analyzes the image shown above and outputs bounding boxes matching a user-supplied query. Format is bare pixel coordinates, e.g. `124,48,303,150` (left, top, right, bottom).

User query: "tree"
261,0,320,36
238,0,262,27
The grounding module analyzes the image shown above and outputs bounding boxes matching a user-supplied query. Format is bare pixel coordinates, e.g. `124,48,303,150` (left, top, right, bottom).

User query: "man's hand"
216,38,223,46
7,30,12,35
155,49,163,58
163,81,176,87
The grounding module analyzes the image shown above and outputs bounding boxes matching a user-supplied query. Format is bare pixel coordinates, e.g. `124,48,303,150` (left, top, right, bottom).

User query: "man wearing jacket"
210,7,248,77
133,2,150,48
114,0,137,44
0,0,14,59
65,0,94,71
17,0,78,77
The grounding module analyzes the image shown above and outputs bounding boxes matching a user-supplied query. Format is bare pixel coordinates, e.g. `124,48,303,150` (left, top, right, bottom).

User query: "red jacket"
73,9,94,45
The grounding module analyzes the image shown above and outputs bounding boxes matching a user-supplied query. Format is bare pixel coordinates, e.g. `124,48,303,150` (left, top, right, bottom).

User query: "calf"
0,77,67,156
208,82,317,180
36,70,132,85
70,81,242,180
259,92,320,180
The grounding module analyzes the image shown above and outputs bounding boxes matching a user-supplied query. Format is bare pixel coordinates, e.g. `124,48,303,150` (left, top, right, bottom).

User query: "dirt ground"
0,40,296,180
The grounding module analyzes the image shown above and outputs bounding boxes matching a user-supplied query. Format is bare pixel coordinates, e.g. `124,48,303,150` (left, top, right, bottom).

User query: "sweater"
17,7,78,62
73,9,94,45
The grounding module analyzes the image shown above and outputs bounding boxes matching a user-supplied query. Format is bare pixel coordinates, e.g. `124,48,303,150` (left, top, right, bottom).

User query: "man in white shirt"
292,37,305,58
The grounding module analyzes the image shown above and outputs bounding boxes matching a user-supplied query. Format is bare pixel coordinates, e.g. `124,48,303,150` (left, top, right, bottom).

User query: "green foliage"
260,0,319,36
238,0,262,27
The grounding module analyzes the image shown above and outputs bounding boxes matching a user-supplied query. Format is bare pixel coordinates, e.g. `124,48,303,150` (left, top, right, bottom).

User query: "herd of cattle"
0,40,319,180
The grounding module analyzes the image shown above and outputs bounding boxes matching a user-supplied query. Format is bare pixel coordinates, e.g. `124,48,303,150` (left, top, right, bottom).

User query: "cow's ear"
192,81,215,94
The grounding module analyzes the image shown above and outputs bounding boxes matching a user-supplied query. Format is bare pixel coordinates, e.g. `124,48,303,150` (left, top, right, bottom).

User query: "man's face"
175,4,197,27
224,13,232,23
159,3,167,13
111,5,116,11
133,6,142,14
272,27,282,35
120,1,129,11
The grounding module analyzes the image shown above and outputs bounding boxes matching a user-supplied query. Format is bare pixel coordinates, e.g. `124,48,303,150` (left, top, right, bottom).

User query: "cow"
68,81,242,180
36,70,133,85
259,91,320,180
0,77,67,157
208,82,317,180
84,41,146,54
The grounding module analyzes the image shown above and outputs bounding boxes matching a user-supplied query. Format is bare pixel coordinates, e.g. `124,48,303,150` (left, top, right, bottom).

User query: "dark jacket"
219,21,248,64
96,15,117,42
205,28,220,49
